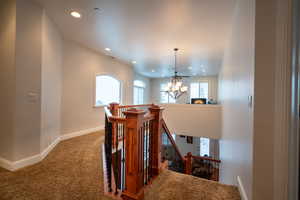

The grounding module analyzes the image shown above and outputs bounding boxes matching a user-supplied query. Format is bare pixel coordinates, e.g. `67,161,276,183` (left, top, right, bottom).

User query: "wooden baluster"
148,105,164,176
110,103,119,149
184,152,192,175
122,109,146,200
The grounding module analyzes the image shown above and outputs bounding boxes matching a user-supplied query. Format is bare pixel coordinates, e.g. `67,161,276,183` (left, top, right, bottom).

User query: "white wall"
218,0,255,199
150,76,218,104
0,0,16,161
61,40,134,134
41,11,63,151
134,73,151,104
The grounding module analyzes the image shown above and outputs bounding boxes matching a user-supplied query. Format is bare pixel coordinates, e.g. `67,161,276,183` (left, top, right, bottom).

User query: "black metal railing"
104,114,113,192
141,120,153,185
161,126,185,173
191,156,220,181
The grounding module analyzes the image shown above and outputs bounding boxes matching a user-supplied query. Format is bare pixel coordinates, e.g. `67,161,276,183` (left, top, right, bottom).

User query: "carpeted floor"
0,131,240,200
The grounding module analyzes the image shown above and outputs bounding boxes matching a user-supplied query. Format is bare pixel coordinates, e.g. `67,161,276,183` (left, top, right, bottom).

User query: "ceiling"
35,0,236,78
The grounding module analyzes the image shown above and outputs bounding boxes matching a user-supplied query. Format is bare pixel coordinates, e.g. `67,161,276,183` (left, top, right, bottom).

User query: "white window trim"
190,80,210,101
134,86,145,105
93,74,123,108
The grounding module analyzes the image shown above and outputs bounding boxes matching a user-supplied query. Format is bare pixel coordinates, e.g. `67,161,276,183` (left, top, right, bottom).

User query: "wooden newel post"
184,152,192,175
149,105,164,176
122,109,146,200
109,102,119,116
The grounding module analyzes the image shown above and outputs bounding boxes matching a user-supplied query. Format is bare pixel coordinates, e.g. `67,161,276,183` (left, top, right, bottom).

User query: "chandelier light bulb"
164,48,188,100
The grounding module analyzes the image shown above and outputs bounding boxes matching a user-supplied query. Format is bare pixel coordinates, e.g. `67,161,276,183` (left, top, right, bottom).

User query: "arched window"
95,75,121,106
134,80,145,105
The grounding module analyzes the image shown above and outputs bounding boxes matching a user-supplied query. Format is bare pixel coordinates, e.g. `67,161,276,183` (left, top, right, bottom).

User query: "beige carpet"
0,131,240,200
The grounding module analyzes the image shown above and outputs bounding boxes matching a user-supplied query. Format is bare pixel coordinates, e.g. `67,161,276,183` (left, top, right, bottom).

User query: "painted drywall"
175,136,200,156
218,0,255,200
40,11,63,151
134,73,151,104
252,0,277,199
162,104,221,139
14,0,43,161
0,0,16,161
150,76,218,104
61,40,134,134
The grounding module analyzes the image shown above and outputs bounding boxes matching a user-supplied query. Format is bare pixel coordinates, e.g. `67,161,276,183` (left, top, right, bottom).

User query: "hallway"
0,132,240,200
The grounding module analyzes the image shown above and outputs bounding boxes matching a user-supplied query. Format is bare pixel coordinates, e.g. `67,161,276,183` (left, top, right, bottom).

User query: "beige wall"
162,104,221,139
61,40,134,134
218,1,255,200
14,0,43,161
150,76,218,104
0,0,64,162
0,0,16,161
41,11,63,151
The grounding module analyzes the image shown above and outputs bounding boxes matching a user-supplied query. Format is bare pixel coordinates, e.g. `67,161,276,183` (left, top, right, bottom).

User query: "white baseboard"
0,157,14,171
0,126,104,172
60,126,104,141
13,154,41,171
40,137,61,160
237,176,249,200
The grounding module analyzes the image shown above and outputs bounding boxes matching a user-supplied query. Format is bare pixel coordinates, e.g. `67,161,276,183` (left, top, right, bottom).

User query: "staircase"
103,103,222,200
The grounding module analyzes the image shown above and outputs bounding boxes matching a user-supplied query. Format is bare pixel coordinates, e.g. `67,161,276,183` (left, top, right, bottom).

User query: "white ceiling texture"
35,0,236,78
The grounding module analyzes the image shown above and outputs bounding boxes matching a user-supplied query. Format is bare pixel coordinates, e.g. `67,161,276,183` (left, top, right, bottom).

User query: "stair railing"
161,119,221,181
185,153,221,181
104,103,163,200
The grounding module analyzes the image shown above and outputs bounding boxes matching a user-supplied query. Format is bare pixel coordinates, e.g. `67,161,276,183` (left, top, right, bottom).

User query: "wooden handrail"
162,119,185,162
191,155,221,163
118,104,153,108
105,106,126,123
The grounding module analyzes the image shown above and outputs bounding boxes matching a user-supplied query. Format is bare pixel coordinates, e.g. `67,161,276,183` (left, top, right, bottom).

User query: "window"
134,80,145,105
95,75,121,106
200,137,210,156
160,83,176,103
190,81,209,100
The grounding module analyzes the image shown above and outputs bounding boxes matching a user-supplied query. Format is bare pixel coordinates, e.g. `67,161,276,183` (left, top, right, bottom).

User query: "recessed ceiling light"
105,48,111,52
132,61,137,64
151,69,155,73
188,66,193,70
70,11,81,18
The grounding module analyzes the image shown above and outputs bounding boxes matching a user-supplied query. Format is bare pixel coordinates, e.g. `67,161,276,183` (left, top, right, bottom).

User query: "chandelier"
165,48,188,99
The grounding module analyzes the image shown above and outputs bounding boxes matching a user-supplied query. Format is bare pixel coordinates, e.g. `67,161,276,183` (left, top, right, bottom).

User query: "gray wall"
218,0,255,199
61,40,134,134
0,0,16,161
